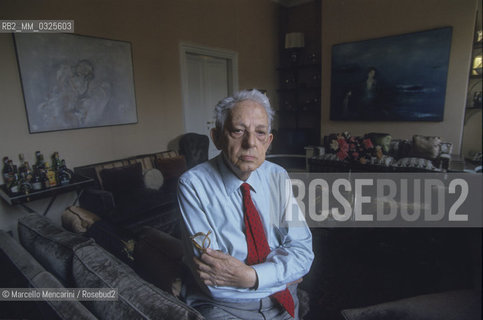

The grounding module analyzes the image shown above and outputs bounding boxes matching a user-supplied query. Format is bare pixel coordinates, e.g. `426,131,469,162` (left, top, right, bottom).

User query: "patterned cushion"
326,132,376,162
412,135,442,159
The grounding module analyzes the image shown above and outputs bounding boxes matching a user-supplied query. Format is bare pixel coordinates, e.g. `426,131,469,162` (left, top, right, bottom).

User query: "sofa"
0,213,204,320
74,150,188,244
2,212,314,319
308,132,453,172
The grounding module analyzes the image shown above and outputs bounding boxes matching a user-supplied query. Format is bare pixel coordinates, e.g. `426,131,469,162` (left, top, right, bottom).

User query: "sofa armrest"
133,226,186,295
79,188,115,217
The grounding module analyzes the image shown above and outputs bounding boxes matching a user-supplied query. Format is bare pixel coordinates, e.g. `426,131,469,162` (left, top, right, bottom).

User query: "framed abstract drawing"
14,33,138,133
330,27,452,121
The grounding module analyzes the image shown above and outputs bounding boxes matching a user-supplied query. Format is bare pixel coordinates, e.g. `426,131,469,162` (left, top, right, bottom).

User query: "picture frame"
330,27,453,121
14,33,138,133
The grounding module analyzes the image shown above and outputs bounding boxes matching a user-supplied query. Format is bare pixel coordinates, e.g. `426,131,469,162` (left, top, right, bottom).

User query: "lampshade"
285,32,305,49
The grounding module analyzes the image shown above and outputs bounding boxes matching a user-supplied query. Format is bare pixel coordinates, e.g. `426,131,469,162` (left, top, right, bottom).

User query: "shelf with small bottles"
0,174,94,206
1,151,85,200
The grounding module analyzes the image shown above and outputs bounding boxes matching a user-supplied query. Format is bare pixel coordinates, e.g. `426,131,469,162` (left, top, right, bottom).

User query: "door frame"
179,42,239,132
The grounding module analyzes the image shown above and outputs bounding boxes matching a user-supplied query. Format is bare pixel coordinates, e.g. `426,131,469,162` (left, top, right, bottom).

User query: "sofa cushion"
18,213,94,286
325,132,378,163
0,230,45,283
100,162,144,196
61,206,101,233
144,168,164,190
412,135,442,159
84,219,135,265
156,155,187,181
0,230,96,320
31,271,98,320
341,290,481,320
367,133,392,154
440,142,453,155
73,244,204,320
396,139,413,158
156,156,188,192
109,188,175,223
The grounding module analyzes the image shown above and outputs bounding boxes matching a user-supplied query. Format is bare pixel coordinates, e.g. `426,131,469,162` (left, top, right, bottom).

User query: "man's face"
211,100,273,181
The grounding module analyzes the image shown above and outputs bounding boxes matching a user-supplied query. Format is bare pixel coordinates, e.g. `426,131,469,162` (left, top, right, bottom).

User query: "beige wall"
0,0,279,232
321,0,478,151
0,0,279,168
462,109,483,158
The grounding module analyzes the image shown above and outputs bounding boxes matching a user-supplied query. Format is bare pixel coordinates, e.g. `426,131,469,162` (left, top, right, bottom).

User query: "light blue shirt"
177,153,314,303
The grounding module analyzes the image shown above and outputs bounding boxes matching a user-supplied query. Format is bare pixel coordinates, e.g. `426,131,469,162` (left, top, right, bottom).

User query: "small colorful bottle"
45,162,57,187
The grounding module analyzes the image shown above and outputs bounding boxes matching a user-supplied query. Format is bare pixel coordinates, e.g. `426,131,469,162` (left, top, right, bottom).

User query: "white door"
180,44,238,159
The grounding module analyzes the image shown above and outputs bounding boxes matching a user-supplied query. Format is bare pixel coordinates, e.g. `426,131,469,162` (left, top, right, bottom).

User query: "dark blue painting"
330,27,452,121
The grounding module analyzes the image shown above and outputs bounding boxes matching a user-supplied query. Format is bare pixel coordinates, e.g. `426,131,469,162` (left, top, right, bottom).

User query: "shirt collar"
216,153,263,196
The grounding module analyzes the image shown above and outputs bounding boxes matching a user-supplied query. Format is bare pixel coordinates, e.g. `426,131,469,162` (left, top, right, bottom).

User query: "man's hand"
194,248,257,289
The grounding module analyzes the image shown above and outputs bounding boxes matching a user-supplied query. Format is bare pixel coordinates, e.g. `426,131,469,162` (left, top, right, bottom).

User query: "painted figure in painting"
37,60,111,131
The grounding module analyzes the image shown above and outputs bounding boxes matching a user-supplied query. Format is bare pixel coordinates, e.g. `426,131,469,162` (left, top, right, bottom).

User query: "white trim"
179,42,239,132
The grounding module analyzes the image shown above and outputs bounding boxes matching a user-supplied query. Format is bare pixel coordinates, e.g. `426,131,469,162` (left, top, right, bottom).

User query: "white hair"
214,89,274,132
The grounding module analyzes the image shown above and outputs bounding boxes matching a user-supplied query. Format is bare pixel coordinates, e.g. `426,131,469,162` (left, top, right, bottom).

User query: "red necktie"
240,183,295,318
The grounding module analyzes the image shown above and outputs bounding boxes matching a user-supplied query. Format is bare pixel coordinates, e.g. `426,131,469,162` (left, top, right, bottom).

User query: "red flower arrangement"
328,132,375,163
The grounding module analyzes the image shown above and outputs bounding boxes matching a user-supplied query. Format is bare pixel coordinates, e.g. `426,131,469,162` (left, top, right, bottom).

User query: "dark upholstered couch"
74,150,188,239
0,213,203,320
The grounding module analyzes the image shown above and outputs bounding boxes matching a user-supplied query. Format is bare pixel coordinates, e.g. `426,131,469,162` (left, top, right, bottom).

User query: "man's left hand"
194,248,257,289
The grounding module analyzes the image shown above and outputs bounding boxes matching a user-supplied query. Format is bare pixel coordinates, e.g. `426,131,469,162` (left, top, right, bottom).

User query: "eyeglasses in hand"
190,230,212,253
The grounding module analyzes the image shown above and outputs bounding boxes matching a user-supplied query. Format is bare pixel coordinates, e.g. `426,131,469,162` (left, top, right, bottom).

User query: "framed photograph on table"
13,33,138,133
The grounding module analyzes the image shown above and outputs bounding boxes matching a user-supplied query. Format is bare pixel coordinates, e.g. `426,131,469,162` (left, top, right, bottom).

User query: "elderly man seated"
177,89,314,320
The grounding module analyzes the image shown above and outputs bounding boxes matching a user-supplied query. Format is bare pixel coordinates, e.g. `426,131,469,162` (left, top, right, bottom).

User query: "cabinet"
275,50,321,154
466,27,482,111
462,19,482,164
